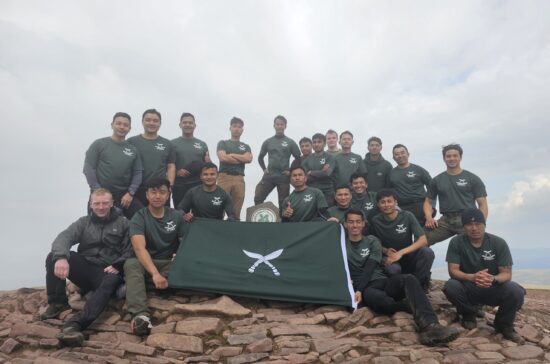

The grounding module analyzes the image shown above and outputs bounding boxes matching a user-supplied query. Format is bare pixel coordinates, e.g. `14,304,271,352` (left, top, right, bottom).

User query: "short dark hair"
274,115,287,125
335,185,352,193
312,133,325,142
146,177,171,190
325,129,338,137
349,172,367,184
290,166,306,175
376,188,397,202
112,112,131,124
180,112,195,122
230,117,244,126
201,162,218,172
368,136,382,145
299,137,312,145
142,109,161,121
340,130,353,139
345,208,365,222
442,143,463,157
392,144,408,153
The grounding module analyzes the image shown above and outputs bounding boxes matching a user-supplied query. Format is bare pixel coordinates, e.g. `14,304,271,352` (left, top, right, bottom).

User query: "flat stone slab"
270,324,334,338
176,317,223,336
146,333,203,353
9,323,59,339
501,344,544,360
227,331,267,345
226,352,269,364
312,338,362,354
174,296,251,317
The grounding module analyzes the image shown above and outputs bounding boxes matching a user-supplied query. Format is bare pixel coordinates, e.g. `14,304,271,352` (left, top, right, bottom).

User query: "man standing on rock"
41,188,131,346
363,136,393,193
332,131,366,189
302,133,336,206
344,209,458,346
281,166,329,222
443,208,526,343
125,177,187,336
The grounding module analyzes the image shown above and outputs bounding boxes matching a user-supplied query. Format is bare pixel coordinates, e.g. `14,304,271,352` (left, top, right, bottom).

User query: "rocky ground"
0,281,549,364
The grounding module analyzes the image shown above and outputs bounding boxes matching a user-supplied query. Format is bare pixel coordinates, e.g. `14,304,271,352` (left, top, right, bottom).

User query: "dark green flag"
168,218,356,308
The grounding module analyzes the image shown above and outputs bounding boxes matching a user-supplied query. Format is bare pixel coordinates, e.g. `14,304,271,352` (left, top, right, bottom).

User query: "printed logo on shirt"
349,157,357,164
122,148,134,157
239,144,246,151
320,158,326,165
482,250,495,261
155,143,166,151
193,143,203,149
396,224,407,234
456,179,468,187
113,228,118,232
377,172,383,176
406,171,417,178
364,202,374,210
164,221,176,232
360,248,370,257
303,194,313,203
212,196,222,206
281,141,289,147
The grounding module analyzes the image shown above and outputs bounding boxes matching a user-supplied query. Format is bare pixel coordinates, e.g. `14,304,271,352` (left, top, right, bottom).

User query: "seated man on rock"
41,188,131,346
345,208,458,346
125,177,187,336
443,208,526,343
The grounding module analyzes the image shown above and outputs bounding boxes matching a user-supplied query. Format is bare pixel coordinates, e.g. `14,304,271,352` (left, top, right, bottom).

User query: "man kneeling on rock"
443,208,526,343
344,208,458,346
125,177,187,336
41,188,131,346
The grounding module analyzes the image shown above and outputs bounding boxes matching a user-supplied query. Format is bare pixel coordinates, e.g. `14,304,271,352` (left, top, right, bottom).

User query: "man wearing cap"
424,144,488,245
443,209,525,343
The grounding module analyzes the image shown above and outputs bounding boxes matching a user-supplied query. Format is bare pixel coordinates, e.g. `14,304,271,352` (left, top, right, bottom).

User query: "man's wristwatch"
492,275,498,284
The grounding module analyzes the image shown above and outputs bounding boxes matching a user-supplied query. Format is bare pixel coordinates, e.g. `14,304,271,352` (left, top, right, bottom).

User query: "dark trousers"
384,247,434,288
45,252,123,329
172,181,201,209
399,201,426,226
254,174,290,209
443,279,525,329
363,274,438,330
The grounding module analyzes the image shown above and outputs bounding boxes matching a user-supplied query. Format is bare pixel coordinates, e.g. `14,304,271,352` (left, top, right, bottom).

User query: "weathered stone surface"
33,358,75,364
228,331,267,345
246,338,273,353
338,325,401,337
229,318,258,328
148,297,180,311
174,296,251,317
475,343,502,351
0,337,20,354
311,338,362,354
389,331,420,344
475,351,506,360
409,349,444,362
371,356,403,364
146,333,203,353
211,346,243,357
443,352,477,363
286,314,325,325
151,322,176,334
39,338,60,348
501,344,544,359
176,317,223,336
9,323,59,339
119,341,156,355
183,355,215,363
287,352,319,364
323,311,349,323
81,346,125,357
517,324,541,342
539,335,550,348
226,352,269,364
270,324,334,338
135,355,171,363
335,307,374,330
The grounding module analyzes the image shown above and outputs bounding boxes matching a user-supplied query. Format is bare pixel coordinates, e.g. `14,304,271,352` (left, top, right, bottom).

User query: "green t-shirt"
177,185,235,220
302,152,336,193
427,169,487,214
332,152,366,188
171,137,209,186
351,191,379,224
216,140,251,176
446,233,513,276
371,210,425,251
129,207,186,259
281,186,328,222
128,135,175,185
363,153,393,193
347,235,386,288
259,135,300,176
84,137,142,193
327,206,350,224
389,163,431,205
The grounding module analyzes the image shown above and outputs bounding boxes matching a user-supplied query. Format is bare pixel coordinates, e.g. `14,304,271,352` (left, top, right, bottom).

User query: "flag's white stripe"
338,224,357,310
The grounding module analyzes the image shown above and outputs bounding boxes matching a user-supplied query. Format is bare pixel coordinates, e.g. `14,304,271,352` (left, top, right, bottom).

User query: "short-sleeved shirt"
129,207,186,259
446,232,513,276
177,185,235,220
302,152,336,193
347,235,386,287
351,191,379,224
259,136,300,176
371,210,426,251
216,140,252,176
332,152,366,188
281,186,327,222
363,154,393,193
171,137,209,186
327,206,350,223
84,137,142,193
128,135,175,185
389,163,431,205
427,169,487,214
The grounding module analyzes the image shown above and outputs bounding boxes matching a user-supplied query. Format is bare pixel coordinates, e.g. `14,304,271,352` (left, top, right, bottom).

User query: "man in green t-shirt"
171,112,211,208
363,136,393,193
124,177,187,336
332,131,366,189
302,133,336,206
389,144,432,225
216,117,252,219
349,173,379,231
83,112,143,218
327,185,352,224
128,109,176,207
424,144,488,245
345,209,458,346
371,189,434,291
290,137,313,170
254,115,301,209
325,129,341,155
177,163,237,221
443,209,525,343
281,166,329,222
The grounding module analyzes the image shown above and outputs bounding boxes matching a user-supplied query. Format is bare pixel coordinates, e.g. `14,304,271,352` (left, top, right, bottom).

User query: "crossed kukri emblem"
242,249,283,276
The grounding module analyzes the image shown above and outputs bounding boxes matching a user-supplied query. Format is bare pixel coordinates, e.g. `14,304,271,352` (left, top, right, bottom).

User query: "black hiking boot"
419,323,459,346
57,323,84,347
39,303,70,320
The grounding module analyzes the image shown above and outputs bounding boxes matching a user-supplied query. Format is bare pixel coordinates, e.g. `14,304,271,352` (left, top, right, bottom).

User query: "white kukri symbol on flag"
242,249,283,276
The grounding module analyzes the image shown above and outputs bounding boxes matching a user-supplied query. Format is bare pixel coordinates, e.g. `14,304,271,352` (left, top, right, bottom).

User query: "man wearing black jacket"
344,209,458,346
41,188,131,346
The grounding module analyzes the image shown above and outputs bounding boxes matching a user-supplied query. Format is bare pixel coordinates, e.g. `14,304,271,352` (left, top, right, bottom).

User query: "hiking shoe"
461,313,477,330
57,324,84,347
132,315,152,336
475,305,485,318
39,303,70,320
419,323,459,346
497,326,525,344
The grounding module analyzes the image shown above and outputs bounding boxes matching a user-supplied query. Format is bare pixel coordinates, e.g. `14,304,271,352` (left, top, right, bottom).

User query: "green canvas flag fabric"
168,218,356,308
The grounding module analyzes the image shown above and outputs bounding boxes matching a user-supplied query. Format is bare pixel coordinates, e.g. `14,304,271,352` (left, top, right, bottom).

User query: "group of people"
41,110,526,347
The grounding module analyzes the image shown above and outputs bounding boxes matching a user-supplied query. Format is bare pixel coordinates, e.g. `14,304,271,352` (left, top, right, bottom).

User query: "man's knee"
501,281,525,308
45,252,55,269
385,263,402,276
102,273,123,289
124,258,145,276
443,279,464,299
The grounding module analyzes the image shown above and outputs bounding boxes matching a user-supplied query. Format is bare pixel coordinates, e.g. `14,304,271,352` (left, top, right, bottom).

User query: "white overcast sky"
1,1,549,289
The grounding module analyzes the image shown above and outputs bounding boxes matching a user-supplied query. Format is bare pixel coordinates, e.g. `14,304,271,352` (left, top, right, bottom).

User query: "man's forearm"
134,247,160,277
